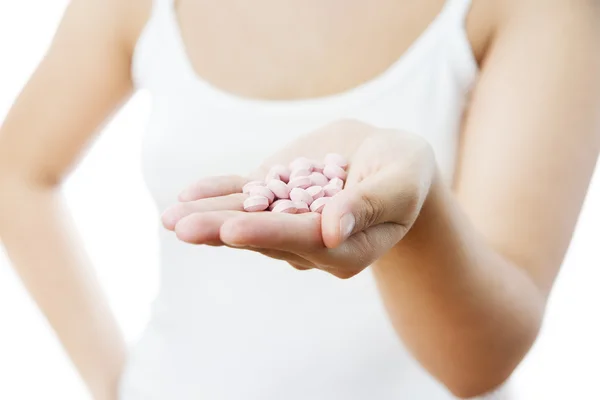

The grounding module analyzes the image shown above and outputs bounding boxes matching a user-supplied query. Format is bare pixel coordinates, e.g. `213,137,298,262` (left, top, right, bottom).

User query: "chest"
135,0,481,209
174,0,450,100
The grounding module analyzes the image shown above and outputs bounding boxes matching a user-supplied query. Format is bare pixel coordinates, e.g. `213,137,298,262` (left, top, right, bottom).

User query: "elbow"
446,374,511,399
0,160,61,195
0,165,61,191
443,351,526,399
0,164,60,229
444,311,544,399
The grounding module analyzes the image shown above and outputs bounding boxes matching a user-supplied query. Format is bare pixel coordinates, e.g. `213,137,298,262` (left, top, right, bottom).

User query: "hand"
162,120,437,279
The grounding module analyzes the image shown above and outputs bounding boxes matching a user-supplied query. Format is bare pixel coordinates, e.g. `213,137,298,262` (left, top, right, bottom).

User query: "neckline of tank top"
145,0,477,115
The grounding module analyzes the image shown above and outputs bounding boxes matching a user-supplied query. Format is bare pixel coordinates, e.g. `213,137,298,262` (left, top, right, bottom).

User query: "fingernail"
161,207,179,230
340,213,355,241
178,189,193,202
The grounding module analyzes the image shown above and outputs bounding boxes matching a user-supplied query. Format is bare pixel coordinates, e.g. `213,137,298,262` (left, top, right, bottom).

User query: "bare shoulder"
468,0,600,64
498,0,600,18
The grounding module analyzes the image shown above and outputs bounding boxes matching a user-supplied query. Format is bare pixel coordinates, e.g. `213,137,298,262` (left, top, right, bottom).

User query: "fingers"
174,210,240,244
219,212,325,253
178,175,248,201
162,193,246,230
174,211,316,269
172,206,401,279
341,223,407,265
173,210,322,253
320,168,424,249
307,223,406,279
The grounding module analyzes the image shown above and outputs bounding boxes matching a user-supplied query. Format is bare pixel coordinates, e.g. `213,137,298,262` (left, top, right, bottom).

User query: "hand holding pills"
241,154,348,214
163,120,437,279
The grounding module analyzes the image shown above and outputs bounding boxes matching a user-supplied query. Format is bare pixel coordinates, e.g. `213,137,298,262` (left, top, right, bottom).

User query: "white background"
0,1,599,399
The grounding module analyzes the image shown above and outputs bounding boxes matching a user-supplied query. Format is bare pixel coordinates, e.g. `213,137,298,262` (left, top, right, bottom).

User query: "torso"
131,0,494,101
118,1,511,399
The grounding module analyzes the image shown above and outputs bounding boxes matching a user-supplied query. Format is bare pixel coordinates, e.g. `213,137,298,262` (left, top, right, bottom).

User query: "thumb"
320,169,428,249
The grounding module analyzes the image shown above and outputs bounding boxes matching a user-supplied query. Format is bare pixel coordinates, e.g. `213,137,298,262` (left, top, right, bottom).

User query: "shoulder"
59,0,153,58
470,0,600,64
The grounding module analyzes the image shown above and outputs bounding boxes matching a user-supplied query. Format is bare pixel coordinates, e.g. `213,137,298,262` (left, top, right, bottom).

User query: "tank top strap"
148,0,174,17
442,0,473,23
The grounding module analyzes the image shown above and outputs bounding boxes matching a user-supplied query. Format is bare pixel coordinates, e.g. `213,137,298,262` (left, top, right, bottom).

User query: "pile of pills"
242,153,348,214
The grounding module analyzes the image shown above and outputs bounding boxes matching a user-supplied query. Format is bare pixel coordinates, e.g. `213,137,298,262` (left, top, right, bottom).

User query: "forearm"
0,181,126,400
373,171,545,398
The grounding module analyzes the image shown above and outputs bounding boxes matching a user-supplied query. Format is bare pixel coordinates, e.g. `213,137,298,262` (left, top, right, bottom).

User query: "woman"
0,0,598,398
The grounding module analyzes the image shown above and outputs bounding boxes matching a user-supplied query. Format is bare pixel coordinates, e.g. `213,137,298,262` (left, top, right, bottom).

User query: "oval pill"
289,168,311,180
294,201,310,214
311,160,325,173
271,200,297,214
248,186,275,203
309,172,329,187
269,199,286,211
265,171,280,182
306,185,324,200
242,180,266,194
323,184,342,197
328,177,344,188
310,197,331,213
323,164,347,181
268,165,291,183
266,179,290,199
288,176,312,190
290,187,314,205
243,195,270,212
290,157,314,171
324,153,348,169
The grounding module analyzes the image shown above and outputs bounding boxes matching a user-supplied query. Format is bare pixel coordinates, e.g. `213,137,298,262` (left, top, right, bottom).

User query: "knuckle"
359,192,385,227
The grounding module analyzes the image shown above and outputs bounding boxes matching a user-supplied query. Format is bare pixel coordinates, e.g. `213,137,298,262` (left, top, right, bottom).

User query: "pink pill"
288,176,312,190
289,157,314,171
268,165,291,183
248,186,275,203
242,180,266,194
269,199,286,211
244,195,270,212
271,200,297,214
310,197,331,213
265,171,280,182
290,187,314,206
311,160,325,173
324,153,348,169
329,177,345,188
294,201,310,214
306,185,324,200
289,168,311,180
323,164,347,181
323,184,342,197
309,172,329,187
266,179,290,199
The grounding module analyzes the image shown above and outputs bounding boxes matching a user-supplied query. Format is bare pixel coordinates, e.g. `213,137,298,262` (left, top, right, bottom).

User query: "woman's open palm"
162,120,436,278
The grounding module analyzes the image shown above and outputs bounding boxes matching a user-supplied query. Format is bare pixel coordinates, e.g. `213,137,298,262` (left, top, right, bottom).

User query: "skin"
1,0,599,398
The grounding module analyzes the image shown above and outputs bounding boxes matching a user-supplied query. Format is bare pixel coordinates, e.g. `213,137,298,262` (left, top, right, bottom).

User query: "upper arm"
0,0,148,187
455,0,600,295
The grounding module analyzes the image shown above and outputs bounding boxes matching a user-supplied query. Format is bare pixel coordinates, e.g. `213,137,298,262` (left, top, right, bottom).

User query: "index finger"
178,175,249,201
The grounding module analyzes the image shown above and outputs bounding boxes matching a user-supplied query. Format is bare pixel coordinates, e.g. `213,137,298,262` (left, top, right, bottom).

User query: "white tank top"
119,0,510,398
